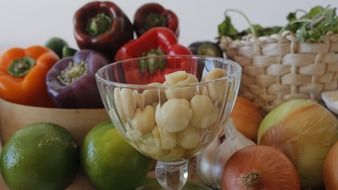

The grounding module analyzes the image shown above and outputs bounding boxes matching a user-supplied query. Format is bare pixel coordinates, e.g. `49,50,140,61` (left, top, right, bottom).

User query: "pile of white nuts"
112,68,228,161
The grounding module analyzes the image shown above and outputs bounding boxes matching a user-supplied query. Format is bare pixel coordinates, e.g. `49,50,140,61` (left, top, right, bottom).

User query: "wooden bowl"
0,99,109,145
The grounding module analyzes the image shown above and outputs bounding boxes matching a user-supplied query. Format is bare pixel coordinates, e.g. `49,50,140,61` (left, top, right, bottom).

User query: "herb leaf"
218,6,338,42
307,6,324,19
218,16,240,39
297,6,338,42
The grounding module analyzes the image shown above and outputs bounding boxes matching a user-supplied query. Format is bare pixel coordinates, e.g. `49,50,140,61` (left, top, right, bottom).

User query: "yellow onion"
258,99,338,189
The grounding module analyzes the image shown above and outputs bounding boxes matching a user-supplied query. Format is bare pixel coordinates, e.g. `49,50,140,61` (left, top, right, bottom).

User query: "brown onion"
258,99,338,189
222,145,300,190
231,97,263,142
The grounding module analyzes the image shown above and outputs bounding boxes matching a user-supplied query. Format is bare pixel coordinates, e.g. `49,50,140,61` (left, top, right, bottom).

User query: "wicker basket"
220,32,338,111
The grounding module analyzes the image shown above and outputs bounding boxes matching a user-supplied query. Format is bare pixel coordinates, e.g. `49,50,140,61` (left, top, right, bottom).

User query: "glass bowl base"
135,178,213,190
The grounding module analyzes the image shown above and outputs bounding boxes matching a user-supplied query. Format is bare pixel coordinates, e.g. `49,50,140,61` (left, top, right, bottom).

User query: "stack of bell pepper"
0,1,195,108
72,1,193,84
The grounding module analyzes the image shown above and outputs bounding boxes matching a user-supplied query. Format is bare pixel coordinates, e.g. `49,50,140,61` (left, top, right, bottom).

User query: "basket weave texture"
220,32,338,111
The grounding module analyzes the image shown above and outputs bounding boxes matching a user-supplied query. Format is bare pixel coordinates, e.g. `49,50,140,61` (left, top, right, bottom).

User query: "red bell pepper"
134,3,179,37
115,27,193,84
73,1,134,60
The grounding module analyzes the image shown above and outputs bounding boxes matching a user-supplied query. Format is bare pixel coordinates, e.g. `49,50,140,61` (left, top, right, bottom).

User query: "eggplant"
188,41,223,57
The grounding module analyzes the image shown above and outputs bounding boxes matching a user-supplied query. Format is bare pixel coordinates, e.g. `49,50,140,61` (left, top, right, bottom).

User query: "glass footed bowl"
95,55,241,190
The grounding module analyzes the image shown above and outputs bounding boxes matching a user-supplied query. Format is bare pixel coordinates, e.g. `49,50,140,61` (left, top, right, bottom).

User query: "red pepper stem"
7,56,35,77
144,13,167,29
86,13,112,36
140,48,166,74
57,61,88,86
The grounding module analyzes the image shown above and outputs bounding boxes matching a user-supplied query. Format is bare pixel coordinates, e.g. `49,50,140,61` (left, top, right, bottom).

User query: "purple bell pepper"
46,50,108,108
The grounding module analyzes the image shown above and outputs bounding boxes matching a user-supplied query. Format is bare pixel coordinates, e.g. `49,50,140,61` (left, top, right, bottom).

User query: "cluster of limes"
0,122,150,190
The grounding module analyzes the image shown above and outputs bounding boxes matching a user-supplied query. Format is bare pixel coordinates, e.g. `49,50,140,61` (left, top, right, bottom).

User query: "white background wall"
0,0,337,53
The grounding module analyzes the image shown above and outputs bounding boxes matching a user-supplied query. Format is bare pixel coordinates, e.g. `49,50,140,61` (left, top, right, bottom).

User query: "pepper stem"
57,61,87,86
144,13,167,29
7,56,35,77
140,49,166,74
241,172,261,189
86,13,112,36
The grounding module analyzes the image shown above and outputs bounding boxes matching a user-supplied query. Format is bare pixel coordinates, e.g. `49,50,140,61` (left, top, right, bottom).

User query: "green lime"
0,123,79,190
82,122,150,190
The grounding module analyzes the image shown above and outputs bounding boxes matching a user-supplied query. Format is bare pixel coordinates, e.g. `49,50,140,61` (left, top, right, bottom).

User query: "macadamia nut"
126,129,142,142
159,127,177,150
203,68,226,81
138,83,164,108
190,95,218,128
203,68,227,102
131,105,156,134
177,126,201,149
114,88,124,121
112,68,230,161
152,127,161,147
164,71,198,100
115,88,137,121
139,134,167,158
156,98,192,132
165,71,189,85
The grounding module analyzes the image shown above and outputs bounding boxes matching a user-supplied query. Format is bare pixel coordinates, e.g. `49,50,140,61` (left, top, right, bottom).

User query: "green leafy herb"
218,5,338,42
218,19,281,39
307,6,324,19
247,25,282,37
286,5,338,42
218,16,240,39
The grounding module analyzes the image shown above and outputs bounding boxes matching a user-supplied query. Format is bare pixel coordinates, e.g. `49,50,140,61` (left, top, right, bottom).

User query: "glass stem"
155,160,189,190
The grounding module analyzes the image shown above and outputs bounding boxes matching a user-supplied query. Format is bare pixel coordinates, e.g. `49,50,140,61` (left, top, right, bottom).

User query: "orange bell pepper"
0,45,59,107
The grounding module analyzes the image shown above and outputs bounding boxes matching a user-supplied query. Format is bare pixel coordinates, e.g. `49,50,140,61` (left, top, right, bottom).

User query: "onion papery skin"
221,145,300,190
323,141,338,190
231,97,263,142
258,99,338,189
